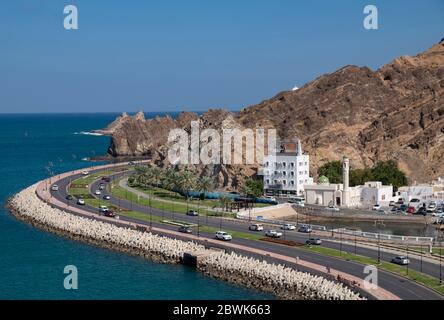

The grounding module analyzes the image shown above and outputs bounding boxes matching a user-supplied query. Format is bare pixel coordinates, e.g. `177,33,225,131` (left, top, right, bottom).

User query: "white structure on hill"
262,140,313,196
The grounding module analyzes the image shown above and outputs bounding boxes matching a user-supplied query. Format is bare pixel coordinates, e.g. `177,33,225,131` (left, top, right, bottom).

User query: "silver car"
391,256,410,266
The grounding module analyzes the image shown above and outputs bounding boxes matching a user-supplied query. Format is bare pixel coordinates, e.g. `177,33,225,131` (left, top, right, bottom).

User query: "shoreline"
6,184,363,300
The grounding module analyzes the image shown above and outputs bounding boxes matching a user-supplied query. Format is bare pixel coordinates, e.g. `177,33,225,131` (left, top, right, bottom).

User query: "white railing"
333,228,434,244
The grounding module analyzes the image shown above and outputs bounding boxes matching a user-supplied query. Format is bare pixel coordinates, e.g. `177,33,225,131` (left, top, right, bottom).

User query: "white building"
263,140,313,196
305,157,394,208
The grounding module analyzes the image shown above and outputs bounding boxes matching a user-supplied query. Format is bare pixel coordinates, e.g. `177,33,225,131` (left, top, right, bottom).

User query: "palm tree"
178,171,197,212
150,167,163,188
163,169,179,213
197,176,214,222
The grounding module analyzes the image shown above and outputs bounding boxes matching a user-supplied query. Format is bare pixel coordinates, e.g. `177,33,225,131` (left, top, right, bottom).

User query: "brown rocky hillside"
99,38,444,188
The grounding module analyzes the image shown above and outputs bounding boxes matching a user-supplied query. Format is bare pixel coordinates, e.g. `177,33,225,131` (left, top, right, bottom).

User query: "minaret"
342,156,350,207
297,139,303,156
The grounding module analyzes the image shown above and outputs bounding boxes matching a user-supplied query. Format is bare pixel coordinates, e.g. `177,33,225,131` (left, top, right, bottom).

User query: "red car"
407,206,416,214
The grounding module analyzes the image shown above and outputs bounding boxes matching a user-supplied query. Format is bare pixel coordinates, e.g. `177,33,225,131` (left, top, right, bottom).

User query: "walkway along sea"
6,162,377,300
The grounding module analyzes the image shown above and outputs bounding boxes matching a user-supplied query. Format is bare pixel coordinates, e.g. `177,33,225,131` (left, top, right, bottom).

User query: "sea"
0,113,271,300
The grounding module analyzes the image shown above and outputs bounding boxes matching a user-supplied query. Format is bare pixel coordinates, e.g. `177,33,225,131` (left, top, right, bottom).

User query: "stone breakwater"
8,184,362,300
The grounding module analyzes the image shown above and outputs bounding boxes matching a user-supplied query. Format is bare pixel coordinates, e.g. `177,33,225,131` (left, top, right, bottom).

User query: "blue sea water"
0,113,270,300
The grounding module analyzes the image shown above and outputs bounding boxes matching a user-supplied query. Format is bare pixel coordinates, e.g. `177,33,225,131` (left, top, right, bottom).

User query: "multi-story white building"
262,140,313,196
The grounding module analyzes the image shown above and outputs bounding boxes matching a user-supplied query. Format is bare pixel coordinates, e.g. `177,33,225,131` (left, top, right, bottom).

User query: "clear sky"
0,0,443,113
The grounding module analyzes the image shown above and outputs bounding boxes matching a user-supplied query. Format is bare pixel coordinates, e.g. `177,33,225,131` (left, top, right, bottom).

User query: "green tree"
245,179,264,198
370,160,407,191
318,161,343,184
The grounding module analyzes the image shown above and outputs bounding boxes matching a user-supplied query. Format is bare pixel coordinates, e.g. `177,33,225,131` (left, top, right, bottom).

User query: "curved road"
51,166,443,300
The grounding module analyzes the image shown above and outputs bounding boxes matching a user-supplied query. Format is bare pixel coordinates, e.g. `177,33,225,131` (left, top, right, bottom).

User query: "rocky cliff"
103,38,444,188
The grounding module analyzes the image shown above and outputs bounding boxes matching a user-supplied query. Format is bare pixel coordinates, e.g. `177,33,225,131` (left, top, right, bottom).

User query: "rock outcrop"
102,38,444,187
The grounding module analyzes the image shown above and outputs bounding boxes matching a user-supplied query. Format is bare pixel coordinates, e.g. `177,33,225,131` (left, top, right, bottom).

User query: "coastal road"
48,167,444,300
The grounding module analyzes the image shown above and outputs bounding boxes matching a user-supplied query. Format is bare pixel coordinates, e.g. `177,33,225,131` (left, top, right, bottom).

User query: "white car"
372,204,381,211
51,184,59,191
95,190,101,195
99,205,108,212
427,202,437,213
81,171,89,176
281,223,296,231
391,256,410,266
77,199,85,205
265,230,283,238
326,205,340,212
215,231,232,241
249,224,264,231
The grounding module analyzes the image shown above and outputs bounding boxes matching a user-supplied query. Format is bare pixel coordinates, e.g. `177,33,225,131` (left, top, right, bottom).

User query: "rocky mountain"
102,38,444,188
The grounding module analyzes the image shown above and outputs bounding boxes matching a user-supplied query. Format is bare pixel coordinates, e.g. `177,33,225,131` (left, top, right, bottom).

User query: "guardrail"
333,228,434,244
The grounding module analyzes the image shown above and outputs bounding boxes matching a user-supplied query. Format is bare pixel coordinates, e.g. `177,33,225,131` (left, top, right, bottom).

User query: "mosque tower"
342,156,350,207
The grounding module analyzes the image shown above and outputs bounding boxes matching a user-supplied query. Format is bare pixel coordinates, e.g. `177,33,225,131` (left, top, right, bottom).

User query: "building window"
304,171,308,175
274,171,279,175
290,181,295,185
283,180,287,185
291,171,295,176
283,162,287,167
265,162,269,167
299,180,303,184
291,162,295,168
304,162,308,165
266,179,270,185
274,180,278,184
299,162,303,166
283,171,287,176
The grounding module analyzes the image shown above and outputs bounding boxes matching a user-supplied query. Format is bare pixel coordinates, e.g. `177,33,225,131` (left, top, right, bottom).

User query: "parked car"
391,256,410,266
372,204,381,211
215,231,232,241
389,201,396,207
103,195,111,200
408,198,421,208
281,223,296,231
101,176,110,182
51,184,59,191
77,198,85,205
415,207,427,216
326,205,340,212
407,206,416,214
99,185,105,190
65,195,74,200
265,230,283,238
249,224,264,231
94,190,101,195
399,204,407,211
178,226,193,234
186,210,199,217
427,201,437,213
298,225,312,233
306,238,322,245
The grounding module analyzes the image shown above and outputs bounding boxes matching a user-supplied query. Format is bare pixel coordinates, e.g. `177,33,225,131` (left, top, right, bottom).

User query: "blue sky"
0,0,443,113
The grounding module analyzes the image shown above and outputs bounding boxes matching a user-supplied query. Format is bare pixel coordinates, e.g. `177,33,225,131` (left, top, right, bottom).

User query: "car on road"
94,190,101,195
215,231,232,241
186,210,199,217
326,205,340,212
298,225,312,233
391,256,410,266
101,177,111,182
103,210,116,218
178,226,193,234
51,184,59,191
65,195,74,201
103,195,111,200
281,223,296,231
265,230,283,238
81,171,89,176
99,205,109,213
306,238,322,245
128,161,135,165
99,185,105,190
372,204,381,211
77,198,85,205
249,224,264,231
